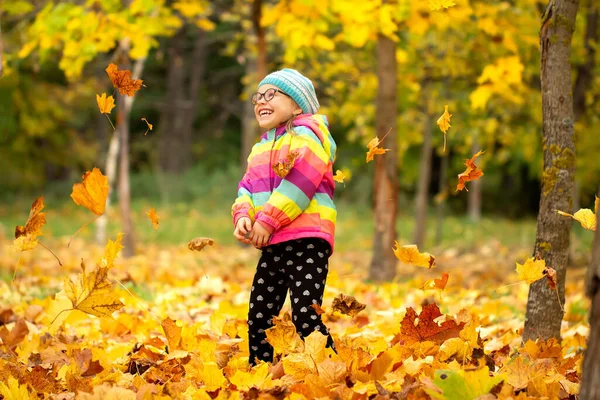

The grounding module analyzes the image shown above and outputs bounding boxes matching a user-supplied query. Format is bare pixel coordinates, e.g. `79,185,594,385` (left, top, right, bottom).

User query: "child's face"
254,84,302,130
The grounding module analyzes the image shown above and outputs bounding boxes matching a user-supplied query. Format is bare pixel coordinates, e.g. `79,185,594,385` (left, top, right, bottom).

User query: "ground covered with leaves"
0,233,591,400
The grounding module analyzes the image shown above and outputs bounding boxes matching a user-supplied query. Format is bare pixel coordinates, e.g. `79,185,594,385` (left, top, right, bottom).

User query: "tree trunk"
523,0,579,341
435,153,449,246
414,80,433,248
96,130,119,244
580,186,600,399
468,139,482,222
0,19,4,78
158,27,206,173
369,31,398,282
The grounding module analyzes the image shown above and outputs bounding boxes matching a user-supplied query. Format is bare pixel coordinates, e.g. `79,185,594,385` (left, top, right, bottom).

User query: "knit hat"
258,68,320,114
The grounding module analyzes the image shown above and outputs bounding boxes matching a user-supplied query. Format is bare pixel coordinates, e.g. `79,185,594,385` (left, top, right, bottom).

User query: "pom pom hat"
258,68,320,114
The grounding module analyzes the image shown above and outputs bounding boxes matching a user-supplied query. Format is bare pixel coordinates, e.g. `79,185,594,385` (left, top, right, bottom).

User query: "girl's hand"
233,217,252,244
248,222,271,248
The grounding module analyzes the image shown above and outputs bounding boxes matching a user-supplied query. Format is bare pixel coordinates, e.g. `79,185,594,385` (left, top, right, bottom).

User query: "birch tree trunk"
523,0,579,341
468,138,482,222
369,29,398,282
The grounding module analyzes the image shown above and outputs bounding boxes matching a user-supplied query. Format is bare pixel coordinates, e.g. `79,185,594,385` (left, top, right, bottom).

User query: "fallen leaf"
426,367,505,400
436,105,452,151
14,196,46,252
96,93,115,114
71,168,109,216
141,117,153,135
265,313,305,356
544,267,557,290
161,317,182,351
516,257,546,284
0,319,29,347
393,242,435,269
429,0,456,11
392,303,464,346
147,208,159,230
0,376,33,400
105,63,143,96
272,151,299,178
188,237,215,252
331,293,366,317
456,150,484,192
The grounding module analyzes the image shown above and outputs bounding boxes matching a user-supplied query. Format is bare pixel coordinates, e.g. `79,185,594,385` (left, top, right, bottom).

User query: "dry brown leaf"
272,151,299,178
188,237,215,251
331,293,366,317
105,63,143,96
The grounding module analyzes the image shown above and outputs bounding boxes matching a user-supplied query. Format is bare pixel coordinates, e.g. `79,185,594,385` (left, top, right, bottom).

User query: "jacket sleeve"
255,127,329,233
231,169,256,226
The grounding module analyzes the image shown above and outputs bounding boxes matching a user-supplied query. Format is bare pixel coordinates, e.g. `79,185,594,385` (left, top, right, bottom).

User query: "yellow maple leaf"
393,242,436,268
333,169,346,185
161,317,182,351
515,257,546,284
146,208,160,230
14,196,46,252
366,137,390,163
62,260,124,320
439,314,480,362
96,93,115,114
429,0,456,11
71,167,109,216
228,362,273,391
556,195,597,231
197,362,227,392
265,314,305,356
282,332,329,378
101,233,124,269
0,376,33,400
436,105,452,152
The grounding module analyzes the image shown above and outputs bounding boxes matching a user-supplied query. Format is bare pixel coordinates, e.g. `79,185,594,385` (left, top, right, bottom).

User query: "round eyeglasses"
251,88,291,105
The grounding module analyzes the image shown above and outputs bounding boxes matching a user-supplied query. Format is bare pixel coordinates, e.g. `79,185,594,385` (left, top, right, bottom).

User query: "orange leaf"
456,150,485,192
392,303,464,346
422,272,449,292
366,137,390,163
70,168,109,216
141,117,153,135
188,237,215,251
331,293,366,317
393,242,436,269
105,63,143,96
161,317,182,351
515,256,546,284
14,196,46,251
272,151,299,178
146,208,160,230
311,303,326,315
544,266,557,290
96,93,115,114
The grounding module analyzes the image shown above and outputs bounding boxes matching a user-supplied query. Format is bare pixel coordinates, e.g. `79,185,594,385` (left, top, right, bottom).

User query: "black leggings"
247,237,336,366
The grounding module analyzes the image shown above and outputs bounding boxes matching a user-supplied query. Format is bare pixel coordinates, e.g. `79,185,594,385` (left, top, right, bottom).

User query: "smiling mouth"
259,110,273,117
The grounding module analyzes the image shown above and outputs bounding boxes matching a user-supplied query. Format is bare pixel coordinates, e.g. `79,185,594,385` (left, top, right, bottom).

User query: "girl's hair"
284,115,297,135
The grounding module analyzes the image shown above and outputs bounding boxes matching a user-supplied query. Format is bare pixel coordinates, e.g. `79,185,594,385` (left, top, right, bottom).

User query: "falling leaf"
105,63,143,97
101,233,124,269
146,208,159,230
71,168,109,216
393,242,435,268
436,105,452,152
556,196,598,231
331,293,366,317
422,272,449,293
141,117,153,135
311,303,326,315
429,0,456,11
96,93,115,114
272,151,299,178
62,260,124,320
265,314,305,356
333,169,346,184
14,196,46,252
515,256,546,284
366,137,390,163
188,237,215,251
545,266,557,290
161,317,182,351
456,150,485,192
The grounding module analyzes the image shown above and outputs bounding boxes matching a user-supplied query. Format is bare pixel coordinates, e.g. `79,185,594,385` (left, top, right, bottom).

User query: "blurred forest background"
0,0,598,254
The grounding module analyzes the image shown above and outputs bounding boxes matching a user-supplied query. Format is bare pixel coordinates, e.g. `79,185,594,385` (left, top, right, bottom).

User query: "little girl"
231,68,337,366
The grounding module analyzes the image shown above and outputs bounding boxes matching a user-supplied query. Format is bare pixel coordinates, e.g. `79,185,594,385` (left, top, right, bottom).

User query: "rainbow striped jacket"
232,114,337,252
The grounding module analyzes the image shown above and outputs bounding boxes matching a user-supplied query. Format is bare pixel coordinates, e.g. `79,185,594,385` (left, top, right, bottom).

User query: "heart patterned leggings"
247,237,336,366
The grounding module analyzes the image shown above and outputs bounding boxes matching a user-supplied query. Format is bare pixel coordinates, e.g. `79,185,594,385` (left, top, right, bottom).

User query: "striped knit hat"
258,68,320,114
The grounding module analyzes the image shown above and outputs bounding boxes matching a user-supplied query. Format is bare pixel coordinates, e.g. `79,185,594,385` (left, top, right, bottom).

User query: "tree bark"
369,31,398,282
523,0,579,341
158,27,206,173
435,153,449,246
414,79,433,248
468,138,482,222
0,18,4,78
580,186,600,399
